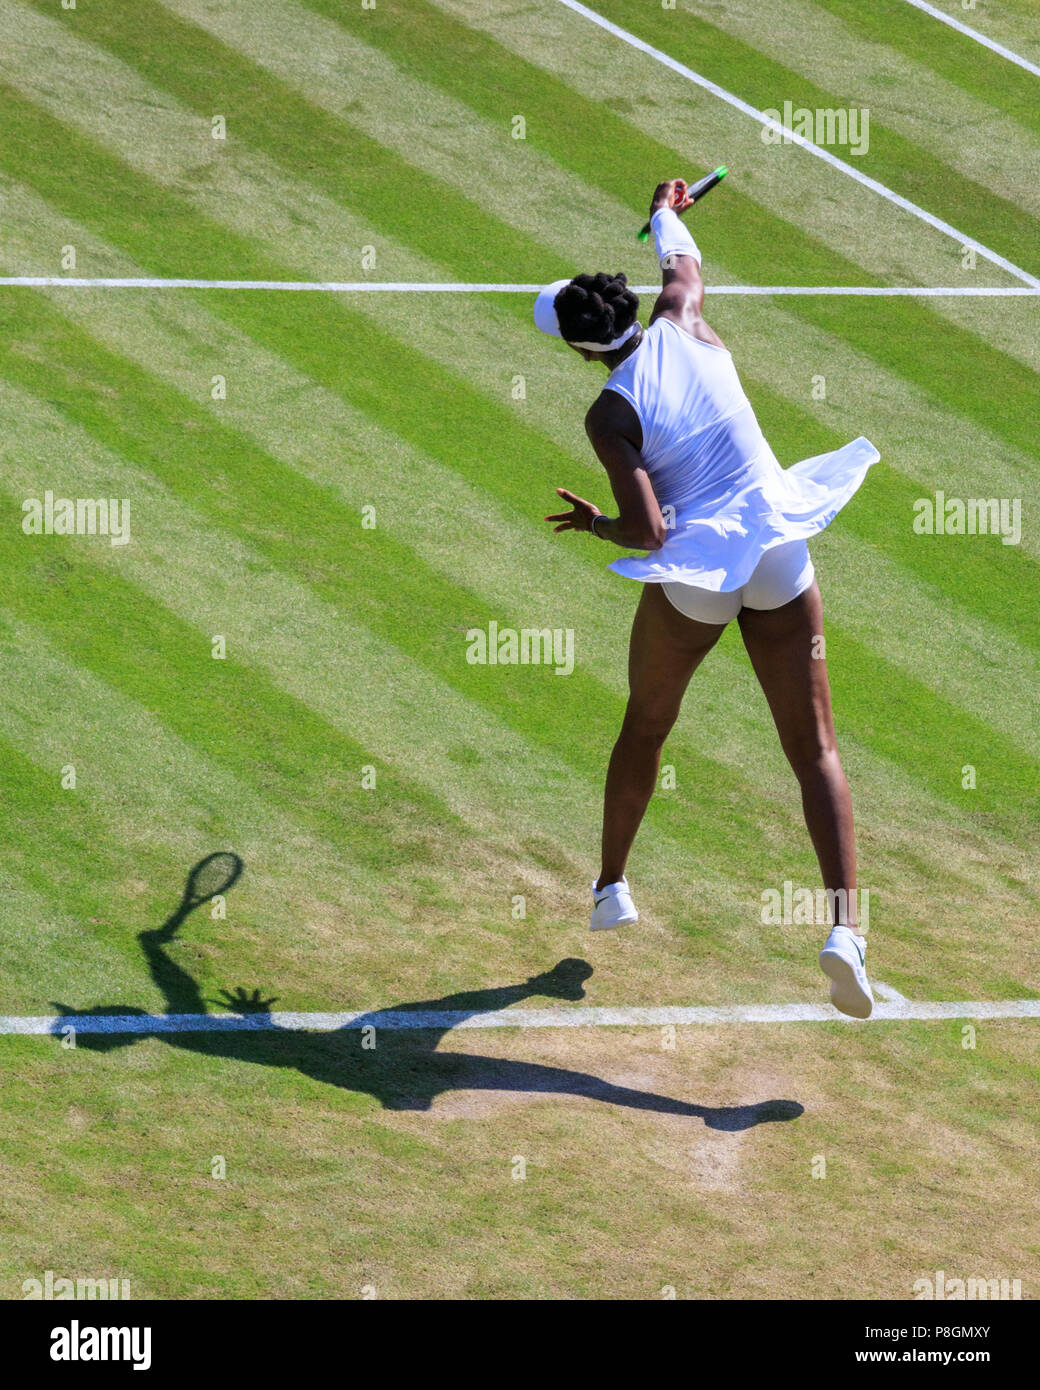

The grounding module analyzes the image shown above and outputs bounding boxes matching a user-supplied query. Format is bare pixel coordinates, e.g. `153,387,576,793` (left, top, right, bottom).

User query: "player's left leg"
592,583,728,928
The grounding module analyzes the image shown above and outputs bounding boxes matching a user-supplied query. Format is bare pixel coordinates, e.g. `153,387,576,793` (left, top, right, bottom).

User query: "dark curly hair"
554,272,639,346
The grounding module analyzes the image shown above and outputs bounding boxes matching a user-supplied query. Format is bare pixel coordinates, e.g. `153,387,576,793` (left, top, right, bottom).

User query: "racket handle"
637,166,727,241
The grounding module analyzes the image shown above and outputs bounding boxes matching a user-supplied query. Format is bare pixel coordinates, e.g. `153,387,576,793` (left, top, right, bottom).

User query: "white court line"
552,0,1040,289
699,286,1040,297
2,999,1037,1034
1,277,1037,296
900,0,1040,79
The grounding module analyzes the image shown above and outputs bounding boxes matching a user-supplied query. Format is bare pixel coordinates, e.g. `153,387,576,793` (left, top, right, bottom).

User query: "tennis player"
536,179,878,1018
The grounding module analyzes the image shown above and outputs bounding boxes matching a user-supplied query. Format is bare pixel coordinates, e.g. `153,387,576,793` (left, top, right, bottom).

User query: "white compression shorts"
661,538,815,624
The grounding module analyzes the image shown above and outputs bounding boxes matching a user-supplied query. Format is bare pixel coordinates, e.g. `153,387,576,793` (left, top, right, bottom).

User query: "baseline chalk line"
553,0,1040,289
2,1000,1037,1035
1,277,1037,296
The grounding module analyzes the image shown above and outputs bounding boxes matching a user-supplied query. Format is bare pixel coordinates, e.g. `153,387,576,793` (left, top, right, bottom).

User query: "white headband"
533,279,641,352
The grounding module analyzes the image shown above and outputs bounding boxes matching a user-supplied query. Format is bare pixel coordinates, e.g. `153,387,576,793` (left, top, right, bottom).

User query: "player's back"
603,316,769,515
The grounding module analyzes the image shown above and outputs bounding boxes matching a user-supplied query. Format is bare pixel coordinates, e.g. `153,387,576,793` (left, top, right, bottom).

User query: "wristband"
591,513,609,538
650,206,702,268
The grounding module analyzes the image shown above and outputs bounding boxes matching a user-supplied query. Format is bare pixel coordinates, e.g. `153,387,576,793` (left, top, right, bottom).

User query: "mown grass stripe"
308,0,894,288
0,389,644,969
427,0,1040,372
0,642,448,1013
0,526,468,876
816,0,1040,131
0,85,287,283
14,0,1040,397
12,243,1035,934
166,0,645,274
0,727,179,935
736,373,1040,655
2,200,1034,850
774,292,1040,478
0,626,400,1007
4,159,1034,839
247,4,1040,460
2,385,883,1008
0,731,249,1013
0,864,145,1010
14,0,553,284
690,0,1040,220
900,0,1040,77
209,285,1040,660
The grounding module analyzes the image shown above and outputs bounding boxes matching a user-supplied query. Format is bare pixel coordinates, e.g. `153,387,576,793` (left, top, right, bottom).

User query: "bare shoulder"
585,389,641,448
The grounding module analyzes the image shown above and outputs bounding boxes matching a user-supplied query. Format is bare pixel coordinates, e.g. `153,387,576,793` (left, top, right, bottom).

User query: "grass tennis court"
1,0,1037,1300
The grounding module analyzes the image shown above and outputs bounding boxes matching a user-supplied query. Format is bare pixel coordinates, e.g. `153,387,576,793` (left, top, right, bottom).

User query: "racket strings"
185,852,243,903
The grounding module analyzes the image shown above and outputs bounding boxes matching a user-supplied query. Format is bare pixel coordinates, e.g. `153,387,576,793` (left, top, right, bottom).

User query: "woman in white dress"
537,179,878,1017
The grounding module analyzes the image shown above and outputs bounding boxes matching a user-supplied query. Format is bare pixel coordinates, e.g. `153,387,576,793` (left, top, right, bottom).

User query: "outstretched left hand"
545,487,601,534
216,986,280,1014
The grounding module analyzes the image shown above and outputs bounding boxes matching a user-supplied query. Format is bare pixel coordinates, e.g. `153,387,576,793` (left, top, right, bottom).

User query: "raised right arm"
645,179,725,349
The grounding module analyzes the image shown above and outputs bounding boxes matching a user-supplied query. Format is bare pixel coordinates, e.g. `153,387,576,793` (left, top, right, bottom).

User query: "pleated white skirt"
609,435,880,592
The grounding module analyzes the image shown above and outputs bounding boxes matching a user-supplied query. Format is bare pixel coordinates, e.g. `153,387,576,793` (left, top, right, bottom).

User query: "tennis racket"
638,166,728,241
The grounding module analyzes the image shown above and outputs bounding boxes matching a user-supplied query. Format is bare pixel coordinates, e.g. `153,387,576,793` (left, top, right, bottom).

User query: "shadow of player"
52,855,803,1130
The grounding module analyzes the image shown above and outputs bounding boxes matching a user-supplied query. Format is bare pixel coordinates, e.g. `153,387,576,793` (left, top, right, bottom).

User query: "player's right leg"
736,559,872,1017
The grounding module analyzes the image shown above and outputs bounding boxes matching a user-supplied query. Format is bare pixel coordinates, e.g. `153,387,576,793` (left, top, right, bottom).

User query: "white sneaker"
589,877,638,931
819,925,873,1019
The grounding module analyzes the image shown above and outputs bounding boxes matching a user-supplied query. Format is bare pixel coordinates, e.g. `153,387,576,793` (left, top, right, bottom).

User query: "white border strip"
901,0,1040,79
701,285,1040,297
1,277,1037,296
2,1000,1037,1034
552,0,1040,289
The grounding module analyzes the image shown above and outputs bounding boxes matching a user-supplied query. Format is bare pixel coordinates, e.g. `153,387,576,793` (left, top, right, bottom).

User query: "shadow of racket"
51,851,246,1036
152,851,243,943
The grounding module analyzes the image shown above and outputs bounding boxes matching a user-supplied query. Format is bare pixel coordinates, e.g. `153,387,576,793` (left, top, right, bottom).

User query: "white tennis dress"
603,316,879,591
